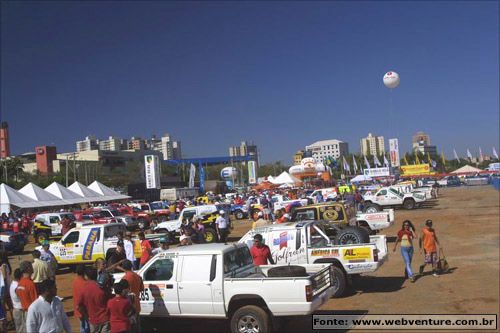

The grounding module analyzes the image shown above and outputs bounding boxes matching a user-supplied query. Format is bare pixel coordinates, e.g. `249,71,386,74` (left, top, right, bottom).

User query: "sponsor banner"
401,163,432,176
82,227,100,260
363,167,390,177
145,155,161,189
248,161,257,184
199,166,206,193
389,138,400,167
188,163,196,188
311,249,340,257
342,247,372,260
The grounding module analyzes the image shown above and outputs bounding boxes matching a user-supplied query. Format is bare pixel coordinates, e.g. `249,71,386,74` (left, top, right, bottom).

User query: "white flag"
188,163,196,188
364,155,370,169
342,156,350,174
467,149,473,160
479,147,484,162
373,155,381,167
352,155,358,173
493,147,499,159
383,155,389,167
453,149,460,163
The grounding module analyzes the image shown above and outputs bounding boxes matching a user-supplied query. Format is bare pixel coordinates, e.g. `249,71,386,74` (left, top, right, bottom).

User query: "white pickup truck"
271,194,308,211
239,220,388,298
356,209,395,234
113,243,335,333
363,186,426,211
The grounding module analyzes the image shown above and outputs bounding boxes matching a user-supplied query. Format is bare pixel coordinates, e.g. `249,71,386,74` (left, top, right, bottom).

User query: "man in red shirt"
78,267,112,333
107,280,133,333
16,261,37,324
121,260,143,331
73,264,89,333
138,232,152,268
250,234,275,266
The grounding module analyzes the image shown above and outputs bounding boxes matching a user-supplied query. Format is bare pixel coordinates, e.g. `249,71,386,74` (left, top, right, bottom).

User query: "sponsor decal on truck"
342,247,372,261
82,228,100,260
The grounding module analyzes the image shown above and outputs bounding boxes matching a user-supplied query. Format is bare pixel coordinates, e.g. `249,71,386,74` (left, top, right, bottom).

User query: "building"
305,139,348,163
99,136,122,151
412,131,437,155
229,141,258,164
0,122,10,158
76,136,99,152
129,137,145,151
293,150,304,165
35,146,58,175
360,133,385,156
172,141,182,159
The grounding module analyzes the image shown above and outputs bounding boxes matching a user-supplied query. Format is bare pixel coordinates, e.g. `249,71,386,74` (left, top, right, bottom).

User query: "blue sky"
1,1,498,163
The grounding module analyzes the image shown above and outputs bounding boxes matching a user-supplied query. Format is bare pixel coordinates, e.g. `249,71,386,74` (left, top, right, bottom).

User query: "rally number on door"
139,288,150,301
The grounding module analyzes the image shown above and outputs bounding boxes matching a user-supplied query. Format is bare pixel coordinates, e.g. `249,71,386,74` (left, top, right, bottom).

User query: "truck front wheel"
403,198,416,210
331,266,347,298
230,305,270,333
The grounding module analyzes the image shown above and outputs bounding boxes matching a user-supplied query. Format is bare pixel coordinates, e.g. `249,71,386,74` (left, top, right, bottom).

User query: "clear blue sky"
1,1,498,163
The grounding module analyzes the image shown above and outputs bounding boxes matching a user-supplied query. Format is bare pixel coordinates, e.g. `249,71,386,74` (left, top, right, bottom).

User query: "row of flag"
324,146,499,174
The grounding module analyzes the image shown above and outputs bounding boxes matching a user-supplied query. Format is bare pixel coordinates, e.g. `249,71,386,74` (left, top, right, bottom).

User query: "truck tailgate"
369,235,388,261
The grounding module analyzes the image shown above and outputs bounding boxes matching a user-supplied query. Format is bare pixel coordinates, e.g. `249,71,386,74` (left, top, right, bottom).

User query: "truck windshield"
150,202,163,210
224,247,254,274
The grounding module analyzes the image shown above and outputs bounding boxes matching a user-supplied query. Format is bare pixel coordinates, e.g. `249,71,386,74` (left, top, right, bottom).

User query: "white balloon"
220,167,238,179
383,71,400,89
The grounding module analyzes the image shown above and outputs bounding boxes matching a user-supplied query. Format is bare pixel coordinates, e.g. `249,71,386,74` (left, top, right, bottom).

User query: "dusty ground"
7,186,499,332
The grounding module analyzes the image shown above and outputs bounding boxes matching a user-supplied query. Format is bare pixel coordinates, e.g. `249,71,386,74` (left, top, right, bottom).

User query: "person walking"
78,267,111,333
31,250,50,294
16,261,38,333
419,219,441,277
215,210,228,243
73,265,89,333
26,279,72,333
250,234,275,266
393,220,417,282
120,261,143,333
107,281,133,333
10,269,24,333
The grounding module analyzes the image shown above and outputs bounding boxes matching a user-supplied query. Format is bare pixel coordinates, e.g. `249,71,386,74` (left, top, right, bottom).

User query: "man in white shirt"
123,232,136,265
10,268,25,333
26,279,72,333
215,210,229,243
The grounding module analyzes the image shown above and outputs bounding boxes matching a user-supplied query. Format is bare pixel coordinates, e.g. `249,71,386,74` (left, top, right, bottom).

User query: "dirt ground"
7,186,499,332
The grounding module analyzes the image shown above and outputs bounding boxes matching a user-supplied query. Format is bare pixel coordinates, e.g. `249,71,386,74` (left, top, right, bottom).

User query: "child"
107,280,134,333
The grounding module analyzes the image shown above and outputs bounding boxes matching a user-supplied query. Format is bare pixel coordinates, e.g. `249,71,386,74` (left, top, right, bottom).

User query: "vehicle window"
110,210,122,216
182,210,196,221
140,205,149,211
63,231,79,244
49,216,60,224
100,211,112,218
294,209,315,221
309,225,328,248
377,190,387,196
35,216,46,223
224,247,254,274
389,188,403,197
144,258,174,281
181,255,212,282
150,202,162,210
104,225,125,238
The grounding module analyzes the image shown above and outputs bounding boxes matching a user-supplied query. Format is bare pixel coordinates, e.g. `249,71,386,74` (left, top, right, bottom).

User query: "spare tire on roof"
267,265,308,277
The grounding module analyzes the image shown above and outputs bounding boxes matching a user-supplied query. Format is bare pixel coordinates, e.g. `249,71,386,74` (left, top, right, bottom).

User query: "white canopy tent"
45,182,89,204
451,165,482,174
0,183,45,214
19,182,70,207
67,181,109,202
350,175,373,183
88,181,130,201
269,171,302,185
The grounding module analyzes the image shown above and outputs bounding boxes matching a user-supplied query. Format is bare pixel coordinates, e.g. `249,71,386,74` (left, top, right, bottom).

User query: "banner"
248,160,257,184
389,138,400,167
400,163,432,176
82,227,100,260
144,155,160,189
199,166,205,193
363,167,390,177
188,163,196,188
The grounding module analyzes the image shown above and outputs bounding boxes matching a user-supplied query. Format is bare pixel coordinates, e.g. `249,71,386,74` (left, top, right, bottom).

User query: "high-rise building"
129,137,145,151
0,122,10,158
35,146,57,175
229,141,258,164
412,131,436,155
360,133,385,156
172,141,182,159
76,136,99,152
294,150,305,165
305,139,348,163
99,136,122,151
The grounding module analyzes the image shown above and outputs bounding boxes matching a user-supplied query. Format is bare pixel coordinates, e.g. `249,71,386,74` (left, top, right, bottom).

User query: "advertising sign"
144,155,160,189
389,138,400,167
248,160,257,184
363,167,390,177
199,166,206,193
342,247,372,261
401,164,432,176
82,227,100,260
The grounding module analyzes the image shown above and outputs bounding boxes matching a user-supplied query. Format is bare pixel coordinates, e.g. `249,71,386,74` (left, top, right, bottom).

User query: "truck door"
375,189,388,204
80,227,102,262
140,255,180,316
178,254,216,315
58,230,82,263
